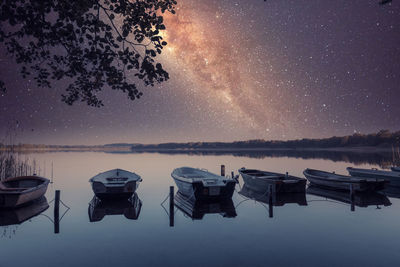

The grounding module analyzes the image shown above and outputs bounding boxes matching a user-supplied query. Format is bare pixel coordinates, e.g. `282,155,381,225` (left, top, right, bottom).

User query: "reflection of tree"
124,149,397,168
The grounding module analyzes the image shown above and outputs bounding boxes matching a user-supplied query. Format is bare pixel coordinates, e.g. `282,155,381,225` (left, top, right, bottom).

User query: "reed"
0,149,36,181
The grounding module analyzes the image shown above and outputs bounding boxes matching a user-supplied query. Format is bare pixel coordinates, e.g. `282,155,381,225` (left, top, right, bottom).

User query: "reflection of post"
169,186,174,227
268,185,273,218
221,165,225,177
350,184,355,212
54,190,60,233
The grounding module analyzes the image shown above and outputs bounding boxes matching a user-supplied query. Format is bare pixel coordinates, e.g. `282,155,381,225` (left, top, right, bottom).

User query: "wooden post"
350,184,355,212
54,190,60,234
221,165,225,177
268,185,273,218
169,186,174,227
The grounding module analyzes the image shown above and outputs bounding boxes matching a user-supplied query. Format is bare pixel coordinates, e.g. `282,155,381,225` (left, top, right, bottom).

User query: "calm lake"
1,152,400,267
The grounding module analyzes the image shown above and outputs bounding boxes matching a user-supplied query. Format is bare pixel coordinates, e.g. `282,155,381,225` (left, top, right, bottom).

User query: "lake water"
1,152,400,267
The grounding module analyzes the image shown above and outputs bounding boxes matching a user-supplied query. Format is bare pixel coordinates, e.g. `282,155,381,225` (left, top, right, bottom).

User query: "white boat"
89,169,142,199
347,167,400,187
171,167,236,200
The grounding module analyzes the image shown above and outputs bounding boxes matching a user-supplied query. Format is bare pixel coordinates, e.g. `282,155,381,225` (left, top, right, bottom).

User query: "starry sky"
0,0,399,145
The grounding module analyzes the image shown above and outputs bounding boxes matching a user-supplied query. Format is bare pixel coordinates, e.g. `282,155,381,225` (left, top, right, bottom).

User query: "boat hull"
304,170,386,192
91,181,139,200
347,167,400,187
173,177,236,201
239,172,306,193
0,176,50,209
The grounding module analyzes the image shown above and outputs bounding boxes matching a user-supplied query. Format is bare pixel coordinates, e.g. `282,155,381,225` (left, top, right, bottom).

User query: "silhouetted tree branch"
0,0,177,106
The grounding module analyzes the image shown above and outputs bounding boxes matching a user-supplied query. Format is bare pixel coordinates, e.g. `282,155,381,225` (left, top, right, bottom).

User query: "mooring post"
221,165,225,177
169,186,174,227
54,190,60,234
268,185,273,218
350,184,355,212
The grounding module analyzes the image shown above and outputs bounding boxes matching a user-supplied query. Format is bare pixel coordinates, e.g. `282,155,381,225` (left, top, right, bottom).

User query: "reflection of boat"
0,196,49,226
307,186,391,208
88,193,142,222
347,167,400,187
174,191,236,219
89,169,142,199
0,176,50,208
381,186,400,199
239,184,307,206
304,169,387,192
392,167,400,172
238,168,306,193
171,167,236,200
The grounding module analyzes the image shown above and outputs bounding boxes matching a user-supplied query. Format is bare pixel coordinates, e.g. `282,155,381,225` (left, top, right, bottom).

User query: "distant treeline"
1,130,399,151
127,130,400,150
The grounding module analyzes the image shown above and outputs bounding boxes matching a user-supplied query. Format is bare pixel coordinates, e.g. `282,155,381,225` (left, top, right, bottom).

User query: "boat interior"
241,169,291,180
0,177,43,191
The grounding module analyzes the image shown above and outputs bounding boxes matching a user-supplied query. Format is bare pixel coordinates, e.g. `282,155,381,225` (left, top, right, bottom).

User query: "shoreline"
0,146,395,153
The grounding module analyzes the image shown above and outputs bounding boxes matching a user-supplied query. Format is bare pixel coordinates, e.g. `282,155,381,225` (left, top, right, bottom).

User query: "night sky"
0,0,399,145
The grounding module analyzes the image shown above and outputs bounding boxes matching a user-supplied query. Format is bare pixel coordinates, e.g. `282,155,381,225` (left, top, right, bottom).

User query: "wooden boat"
238,168,306,193
0,176,50,208
171,167,236,200
239,184,307,206
88,193,142,222
174,191,236,219
391,167,400,172
89,169,142,199
0,196,49,226
347,167,400,187
304,168,387,192
307,186,391,208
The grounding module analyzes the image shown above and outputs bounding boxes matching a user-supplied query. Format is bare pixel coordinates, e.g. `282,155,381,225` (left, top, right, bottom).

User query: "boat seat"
258,175,284,180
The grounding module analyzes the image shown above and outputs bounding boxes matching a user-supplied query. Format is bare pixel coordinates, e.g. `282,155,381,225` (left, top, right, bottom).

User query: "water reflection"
112,149,396,169
88,193,142,222
381,186,400,199
238,184,307,218
174,191,237,220
307,186,391,211
0,196,49,226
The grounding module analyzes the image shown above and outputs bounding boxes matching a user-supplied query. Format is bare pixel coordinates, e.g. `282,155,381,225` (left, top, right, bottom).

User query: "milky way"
0,0,399,145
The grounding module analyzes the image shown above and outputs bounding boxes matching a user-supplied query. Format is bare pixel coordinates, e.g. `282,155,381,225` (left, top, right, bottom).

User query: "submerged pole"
350,184,355,212
54,190,60,234
221,165,225,177
268,185,273,218
169,186,174,227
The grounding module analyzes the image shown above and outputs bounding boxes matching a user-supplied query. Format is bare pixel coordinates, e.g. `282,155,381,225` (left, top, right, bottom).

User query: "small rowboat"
0,176,50,208
238,168,306,193
89,169,142,199
304,169,387,192
171,167,236,200
347,167,400,187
